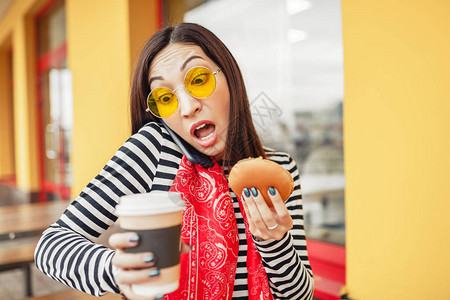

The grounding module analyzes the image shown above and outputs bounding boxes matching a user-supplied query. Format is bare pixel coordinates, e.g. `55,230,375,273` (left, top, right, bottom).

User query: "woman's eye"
157,93,173,104
191,74,208,86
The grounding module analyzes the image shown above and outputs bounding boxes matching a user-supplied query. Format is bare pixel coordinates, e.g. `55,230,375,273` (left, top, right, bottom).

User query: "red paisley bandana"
166,156,273,299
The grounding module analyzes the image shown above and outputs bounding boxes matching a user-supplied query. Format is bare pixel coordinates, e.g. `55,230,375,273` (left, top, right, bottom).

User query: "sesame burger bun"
229,157,294,207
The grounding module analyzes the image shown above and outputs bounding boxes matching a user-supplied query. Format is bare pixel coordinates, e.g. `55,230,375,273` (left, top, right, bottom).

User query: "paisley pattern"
167,156,272,300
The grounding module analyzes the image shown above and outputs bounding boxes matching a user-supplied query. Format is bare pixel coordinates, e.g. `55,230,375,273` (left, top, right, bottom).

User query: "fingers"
240,196,257,232
244,187,276,228
109,232,140,250
118,284,151,300
241,187,293,241
112,250,156,269
110,233,190,300
112,250,162,299
110,232,159,291
119,283,165,300
267,187,293,230
115,267,161,285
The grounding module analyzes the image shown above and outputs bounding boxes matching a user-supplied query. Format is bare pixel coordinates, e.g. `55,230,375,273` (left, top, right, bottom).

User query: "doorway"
36,0,72,202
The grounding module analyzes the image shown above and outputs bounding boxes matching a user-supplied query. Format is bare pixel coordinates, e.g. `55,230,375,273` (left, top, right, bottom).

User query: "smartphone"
161,121,214,168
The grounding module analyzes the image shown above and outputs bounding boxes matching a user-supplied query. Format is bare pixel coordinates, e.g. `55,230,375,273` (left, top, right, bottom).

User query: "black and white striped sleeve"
254,154,314,300
34,122,164,296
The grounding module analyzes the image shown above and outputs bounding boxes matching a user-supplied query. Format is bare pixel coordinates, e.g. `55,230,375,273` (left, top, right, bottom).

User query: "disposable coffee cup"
116,191,185,297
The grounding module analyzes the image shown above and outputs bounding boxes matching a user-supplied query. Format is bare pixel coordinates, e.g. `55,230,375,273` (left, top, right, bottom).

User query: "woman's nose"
178,88,202,117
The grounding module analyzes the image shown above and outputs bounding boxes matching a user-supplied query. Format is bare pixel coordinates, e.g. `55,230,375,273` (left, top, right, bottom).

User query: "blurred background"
1,0,450,300
184,0,345,247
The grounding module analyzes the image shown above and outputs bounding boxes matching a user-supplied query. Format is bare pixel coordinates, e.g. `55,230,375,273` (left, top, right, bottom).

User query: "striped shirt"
35,122,314,299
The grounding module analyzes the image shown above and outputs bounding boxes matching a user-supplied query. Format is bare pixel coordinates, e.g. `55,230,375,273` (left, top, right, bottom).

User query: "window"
184,0,345,246
183,2,346,296
36,0,72,201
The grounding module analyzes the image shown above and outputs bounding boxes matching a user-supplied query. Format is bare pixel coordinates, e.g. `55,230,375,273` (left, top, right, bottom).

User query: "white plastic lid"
116,192,185,216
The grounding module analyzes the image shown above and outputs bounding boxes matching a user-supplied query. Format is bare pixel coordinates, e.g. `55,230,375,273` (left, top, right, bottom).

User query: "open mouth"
191,121,218,148
194,123,216,140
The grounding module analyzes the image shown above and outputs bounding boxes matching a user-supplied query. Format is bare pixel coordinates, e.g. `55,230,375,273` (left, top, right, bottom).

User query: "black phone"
161,121,214,168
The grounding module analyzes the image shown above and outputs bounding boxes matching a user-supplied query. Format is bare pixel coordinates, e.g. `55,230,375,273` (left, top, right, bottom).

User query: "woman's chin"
186,134,226,161
196,145,225,161
213,151,225,161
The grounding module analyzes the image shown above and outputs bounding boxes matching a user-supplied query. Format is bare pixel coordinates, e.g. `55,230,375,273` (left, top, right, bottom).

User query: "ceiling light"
286,0,311,15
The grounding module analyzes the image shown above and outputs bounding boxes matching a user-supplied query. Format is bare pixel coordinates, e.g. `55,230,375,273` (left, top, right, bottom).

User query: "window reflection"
185,0,345,245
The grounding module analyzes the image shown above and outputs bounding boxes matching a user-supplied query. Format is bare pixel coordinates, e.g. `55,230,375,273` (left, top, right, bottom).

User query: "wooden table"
0,201,69,296
0,201,68,240
0,243,37,297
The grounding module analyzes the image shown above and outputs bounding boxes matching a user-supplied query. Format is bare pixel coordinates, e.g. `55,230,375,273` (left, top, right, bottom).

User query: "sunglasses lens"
185,67,216,98
147,87,178,118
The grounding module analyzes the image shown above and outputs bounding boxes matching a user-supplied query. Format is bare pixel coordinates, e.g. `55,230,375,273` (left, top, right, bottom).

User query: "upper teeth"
195,124,207,131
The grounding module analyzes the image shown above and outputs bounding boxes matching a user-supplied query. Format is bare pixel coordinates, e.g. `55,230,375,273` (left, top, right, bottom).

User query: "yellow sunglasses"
146,66,221,118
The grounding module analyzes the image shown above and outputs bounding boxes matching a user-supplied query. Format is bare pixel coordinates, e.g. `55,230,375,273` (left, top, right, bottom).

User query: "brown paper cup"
116,192,184,297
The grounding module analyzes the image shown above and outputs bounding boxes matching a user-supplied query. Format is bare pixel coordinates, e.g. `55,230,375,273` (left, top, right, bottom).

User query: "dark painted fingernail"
149,269,160,277
155,295,165,300
129,235,139,242
243,188,250,198
251,187,258,197
269,187,276,196
143,255,155,263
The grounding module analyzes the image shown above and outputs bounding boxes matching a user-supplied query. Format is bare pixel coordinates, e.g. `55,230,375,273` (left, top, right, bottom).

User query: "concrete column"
0,48,15,180
12,16,39,194
66,0,160,196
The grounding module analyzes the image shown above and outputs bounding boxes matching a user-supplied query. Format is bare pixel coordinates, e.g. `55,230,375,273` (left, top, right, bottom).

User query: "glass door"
36,0,72,202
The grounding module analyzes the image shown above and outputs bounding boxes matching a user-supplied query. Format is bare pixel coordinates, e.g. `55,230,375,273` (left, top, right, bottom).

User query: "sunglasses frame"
146,66,221,118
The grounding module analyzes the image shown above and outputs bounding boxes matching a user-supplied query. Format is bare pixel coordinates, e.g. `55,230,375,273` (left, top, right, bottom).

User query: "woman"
35,23,314,300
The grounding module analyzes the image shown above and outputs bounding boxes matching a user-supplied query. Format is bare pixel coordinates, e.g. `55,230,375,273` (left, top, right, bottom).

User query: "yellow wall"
0,47,15,179
0,0,159,197
12,15,39,191
66,0,159,197
0,0,46,42
0,0,45,192
342,1,450,299
128,0,161,72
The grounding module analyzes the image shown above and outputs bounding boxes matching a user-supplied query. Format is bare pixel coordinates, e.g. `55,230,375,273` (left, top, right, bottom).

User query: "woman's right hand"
109,232,191,300
109,232,161,300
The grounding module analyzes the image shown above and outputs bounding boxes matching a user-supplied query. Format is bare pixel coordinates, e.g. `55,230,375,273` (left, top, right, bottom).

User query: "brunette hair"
130,23,265,166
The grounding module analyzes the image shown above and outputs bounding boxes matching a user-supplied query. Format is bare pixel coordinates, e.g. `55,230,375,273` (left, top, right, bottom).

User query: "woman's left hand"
240,187,293,241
